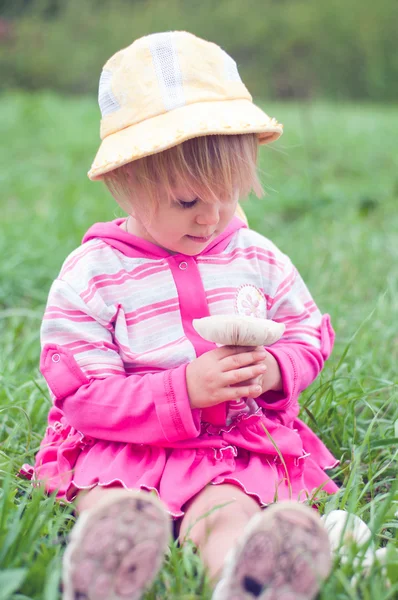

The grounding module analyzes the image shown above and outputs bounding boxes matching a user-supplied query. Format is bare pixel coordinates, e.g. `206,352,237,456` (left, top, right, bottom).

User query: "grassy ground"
0,92,397,599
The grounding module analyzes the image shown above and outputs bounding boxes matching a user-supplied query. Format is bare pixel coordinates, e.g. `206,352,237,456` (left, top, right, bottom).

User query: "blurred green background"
0,0,397,101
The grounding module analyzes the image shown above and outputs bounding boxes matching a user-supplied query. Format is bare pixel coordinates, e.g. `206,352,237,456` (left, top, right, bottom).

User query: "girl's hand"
257,350,283,393
186,346,268,410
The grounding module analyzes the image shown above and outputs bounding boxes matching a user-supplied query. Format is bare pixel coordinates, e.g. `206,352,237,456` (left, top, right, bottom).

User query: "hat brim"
87,99,283,180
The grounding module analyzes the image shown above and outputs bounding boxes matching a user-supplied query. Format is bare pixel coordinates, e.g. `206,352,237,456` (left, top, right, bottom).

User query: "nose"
196,203,220,226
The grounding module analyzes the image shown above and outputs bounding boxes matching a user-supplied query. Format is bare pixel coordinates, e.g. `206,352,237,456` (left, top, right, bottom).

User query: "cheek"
222,204,238,222
175,211,194,229
159,213,188,237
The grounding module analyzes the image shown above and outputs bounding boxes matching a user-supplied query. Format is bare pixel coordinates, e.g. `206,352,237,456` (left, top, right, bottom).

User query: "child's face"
130,187,239,255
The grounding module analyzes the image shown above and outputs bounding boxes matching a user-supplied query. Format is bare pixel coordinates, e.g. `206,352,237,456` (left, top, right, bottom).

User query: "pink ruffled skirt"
22,407,339,518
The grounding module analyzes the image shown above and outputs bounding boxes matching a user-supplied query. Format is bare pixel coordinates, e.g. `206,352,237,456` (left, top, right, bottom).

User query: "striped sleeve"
267,256,326,350
40,279,201,444
259,254,335,418
41,279,125,379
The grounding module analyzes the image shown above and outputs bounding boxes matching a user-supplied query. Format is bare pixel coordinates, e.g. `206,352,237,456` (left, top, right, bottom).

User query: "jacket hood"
82,216,246,258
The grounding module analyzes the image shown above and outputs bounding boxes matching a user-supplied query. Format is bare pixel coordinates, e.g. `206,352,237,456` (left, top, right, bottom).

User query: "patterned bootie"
212,501,331,600
62,489,171,600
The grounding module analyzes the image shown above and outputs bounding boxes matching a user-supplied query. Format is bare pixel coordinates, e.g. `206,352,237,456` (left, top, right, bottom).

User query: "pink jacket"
39,217,335,448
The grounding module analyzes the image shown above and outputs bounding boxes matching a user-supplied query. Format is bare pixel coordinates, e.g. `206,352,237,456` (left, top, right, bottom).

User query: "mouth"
186,233,214,243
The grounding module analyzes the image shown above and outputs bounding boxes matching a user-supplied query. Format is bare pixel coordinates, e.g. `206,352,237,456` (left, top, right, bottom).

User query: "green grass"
0,91,397,599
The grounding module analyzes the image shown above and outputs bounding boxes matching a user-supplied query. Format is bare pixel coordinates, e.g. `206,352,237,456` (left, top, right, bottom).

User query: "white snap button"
179,261,188,270
52,353,61,363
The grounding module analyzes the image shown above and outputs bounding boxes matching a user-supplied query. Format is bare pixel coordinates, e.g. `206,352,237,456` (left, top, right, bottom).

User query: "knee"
179,486,260,546
202,497,257,533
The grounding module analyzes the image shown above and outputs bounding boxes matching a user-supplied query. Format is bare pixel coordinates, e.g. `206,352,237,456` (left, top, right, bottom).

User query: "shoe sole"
62,489,171,600
217,501,332,600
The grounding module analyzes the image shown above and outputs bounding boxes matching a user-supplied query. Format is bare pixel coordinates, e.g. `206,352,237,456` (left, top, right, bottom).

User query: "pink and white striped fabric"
26,216,339,515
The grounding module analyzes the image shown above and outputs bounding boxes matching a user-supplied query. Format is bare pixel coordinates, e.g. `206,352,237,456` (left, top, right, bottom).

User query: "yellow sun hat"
88,31,283,181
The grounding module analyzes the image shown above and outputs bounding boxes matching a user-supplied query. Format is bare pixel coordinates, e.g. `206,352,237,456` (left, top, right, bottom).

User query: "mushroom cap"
192,315,285,346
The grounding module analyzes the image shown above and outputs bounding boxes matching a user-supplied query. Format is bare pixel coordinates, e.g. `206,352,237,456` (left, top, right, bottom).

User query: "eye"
177,199,198,209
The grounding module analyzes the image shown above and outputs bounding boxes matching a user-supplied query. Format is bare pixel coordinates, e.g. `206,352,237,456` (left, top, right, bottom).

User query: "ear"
192,316,285,346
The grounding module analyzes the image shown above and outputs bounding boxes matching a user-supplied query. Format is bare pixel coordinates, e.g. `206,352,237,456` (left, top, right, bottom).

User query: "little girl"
24,31,369,600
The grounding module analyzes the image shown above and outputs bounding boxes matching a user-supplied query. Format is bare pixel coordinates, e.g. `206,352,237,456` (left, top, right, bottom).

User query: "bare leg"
179,484,261,582
75,484,119,513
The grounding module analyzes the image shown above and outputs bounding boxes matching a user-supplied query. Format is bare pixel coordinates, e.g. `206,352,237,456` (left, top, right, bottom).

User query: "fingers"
234,374,262,386
220,348,267,372
222,362,267,387
215,382,263,403
188,346,269,409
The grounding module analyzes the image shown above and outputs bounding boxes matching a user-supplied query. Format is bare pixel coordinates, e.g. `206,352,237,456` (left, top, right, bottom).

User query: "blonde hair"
102,134,264,215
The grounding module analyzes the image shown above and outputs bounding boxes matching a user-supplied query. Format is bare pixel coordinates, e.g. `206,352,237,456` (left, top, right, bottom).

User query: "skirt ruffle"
23,407,339,517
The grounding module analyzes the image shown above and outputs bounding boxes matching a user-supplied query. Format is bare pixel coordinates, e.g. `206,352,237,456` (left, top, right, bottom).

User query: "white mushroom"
192,315,285,346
